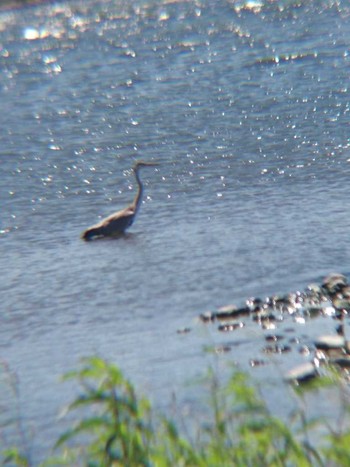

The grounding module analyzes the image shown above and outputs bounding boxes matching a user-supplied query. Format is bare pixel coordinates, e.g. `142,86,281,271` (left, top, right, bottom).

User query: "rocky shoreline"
192,273,350,385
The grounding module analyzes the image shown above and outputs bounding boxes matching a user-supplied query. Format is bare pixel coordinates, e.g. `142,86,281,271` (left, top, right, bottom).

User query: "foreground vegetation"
2,356,350,466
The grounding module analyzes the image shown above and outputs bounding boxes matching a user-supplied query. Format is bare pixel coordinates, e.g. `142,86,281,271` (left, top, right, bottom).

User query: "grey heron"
81,161,158,241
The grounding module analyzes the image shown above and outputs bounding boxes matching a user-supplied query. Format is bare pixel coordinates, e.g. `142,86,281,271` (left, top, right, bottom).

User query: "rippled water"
2,0,350,461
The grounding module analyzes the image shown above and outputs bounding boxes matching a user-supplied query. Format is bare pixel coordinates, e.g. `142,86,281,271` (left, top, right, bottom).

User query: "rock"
246,297,264,312
306,283,322,294
273,295,297,314
217,304,237,313
199,311,215,323
264,334,284,342
262,344,291,354
293,316,306,324
330,357,350,369
302,306,323,318
218,322,244,332
261,321,276,330
322,273,348,295
314,335,346,350
215,305,250,320
299,345,311,356
214,345,231,354
285,362,318,384
332,298,350,311
339,285,350,299
249,359,266,367
252,312,277,322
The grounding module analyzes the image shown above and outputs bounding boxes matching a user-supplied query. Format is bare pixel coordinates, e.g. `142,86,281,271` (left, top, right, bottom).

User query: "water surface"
1,0,350,461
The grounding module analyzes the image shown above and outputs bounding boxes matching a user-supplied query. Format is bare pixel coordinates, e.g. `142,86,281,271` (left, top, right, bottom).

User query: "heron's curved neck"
133,168,143,213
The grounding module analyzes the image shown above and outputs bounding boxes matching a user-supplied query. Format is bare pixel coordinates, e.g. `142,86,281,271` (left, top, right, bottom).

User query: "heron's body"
81,161,157,241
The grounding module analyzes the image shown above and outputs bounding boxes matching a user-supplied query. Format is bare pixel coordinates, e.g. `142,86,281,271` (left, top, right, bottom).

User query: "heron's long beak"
133,160,159,169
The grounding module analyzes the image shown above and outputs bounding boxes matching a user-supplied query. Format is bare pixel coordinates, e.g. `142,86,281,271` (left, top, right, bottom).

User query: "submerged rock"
199,311,215,323
302,305,325,319
249,359,266,367
264,334,284,342
214,345,231,354
262,344,291,355
218,322,244,332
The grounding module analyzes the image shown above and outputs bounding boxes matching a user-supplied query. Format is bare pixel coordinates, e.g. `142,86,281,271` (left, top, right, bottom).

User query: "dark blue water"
1,0,350,462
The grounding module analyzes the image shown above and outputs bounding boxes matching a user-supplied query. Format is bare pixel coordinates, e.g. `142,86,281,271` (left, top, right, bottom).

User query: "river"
1,0,350,462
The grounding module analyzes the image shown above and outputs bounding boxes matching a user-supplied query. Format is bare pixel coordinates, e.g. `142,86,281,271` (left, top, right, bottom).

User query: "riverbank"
196,272,350,384
2,273,350,464
2,355,350,465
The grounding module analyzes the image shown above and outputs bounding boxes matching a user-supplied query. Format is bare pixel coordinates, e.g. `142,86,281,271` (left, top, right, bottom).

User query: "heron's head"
133,160,159,171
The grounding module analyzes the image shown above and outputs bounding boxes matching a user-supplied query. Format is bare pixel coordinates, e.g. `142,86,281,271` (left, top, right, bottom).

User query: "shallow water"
1,0,350,461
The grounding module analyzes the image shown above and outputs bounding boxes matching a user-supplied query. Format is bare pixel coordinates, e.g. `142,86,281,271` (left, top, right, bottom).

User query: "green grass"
2,356,350,466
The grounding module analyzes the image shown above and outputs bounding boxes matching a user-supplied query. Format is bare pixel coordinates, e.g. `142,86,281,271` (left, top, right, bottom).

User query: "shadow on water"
80,231,137,242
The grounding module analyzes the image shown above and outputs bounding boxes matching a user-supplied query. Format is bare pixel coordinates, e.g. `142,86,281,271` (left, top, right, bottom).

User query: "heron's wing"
95,206,135,234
